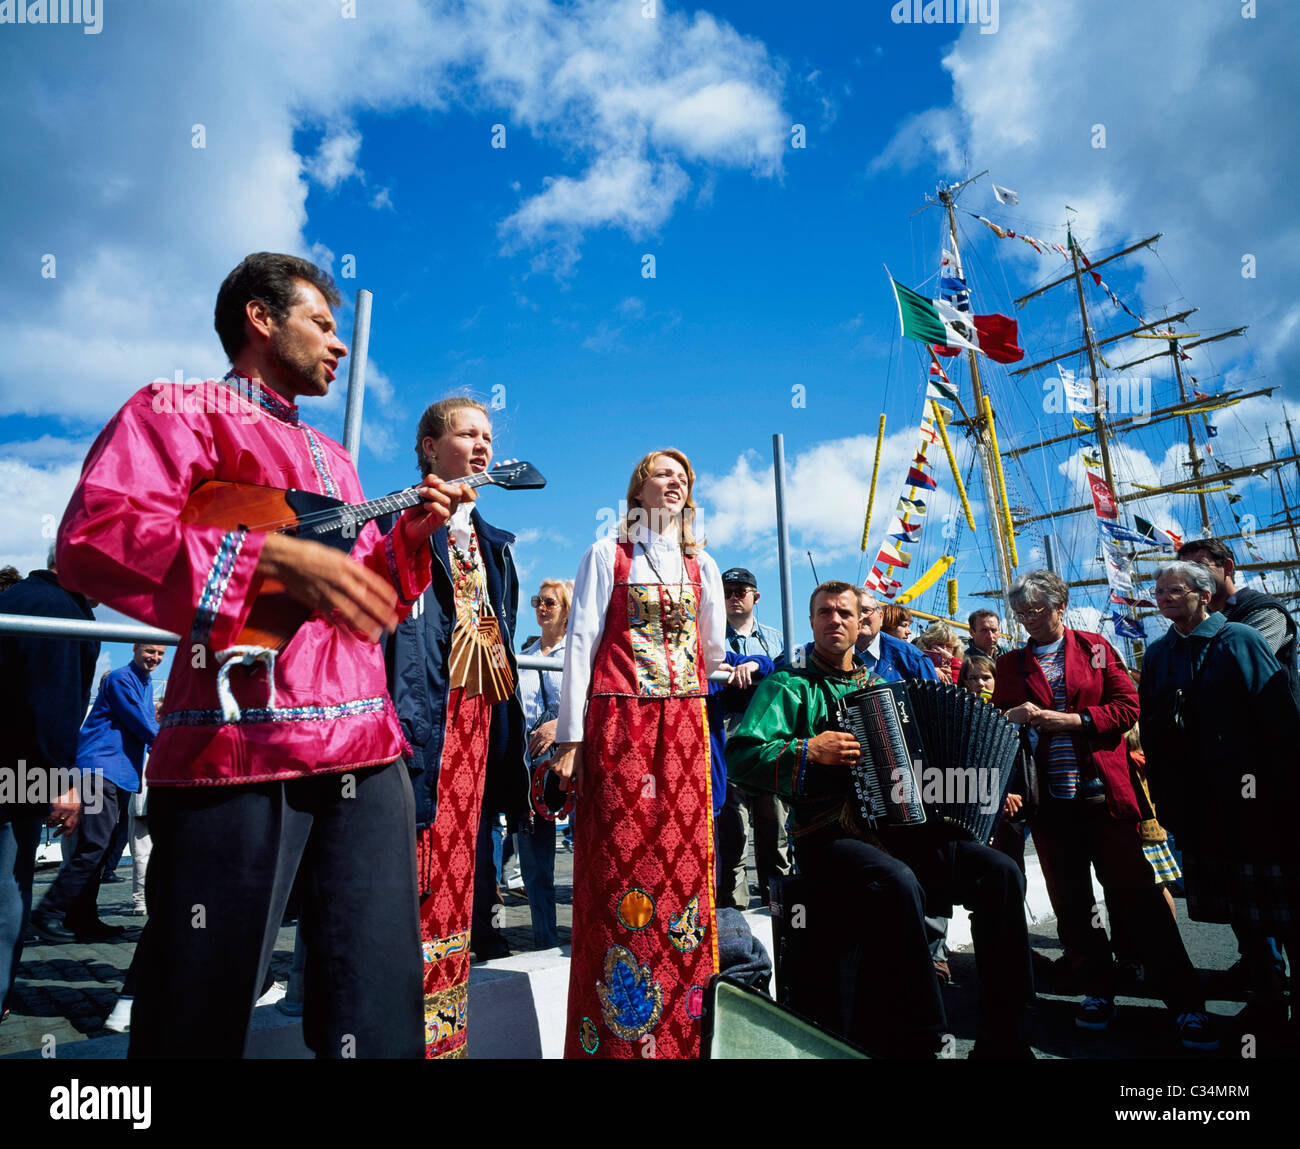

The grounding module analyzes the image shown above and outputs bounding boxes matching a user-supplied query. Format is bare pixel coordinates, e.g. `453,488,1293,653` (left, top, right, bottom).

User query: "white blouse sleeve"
557,540,613,743
698,551,728,676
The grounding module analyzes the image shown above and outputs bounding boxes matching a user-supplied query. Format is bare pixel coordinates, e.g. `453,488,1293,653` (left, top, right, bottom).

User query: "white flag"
992,184,1019,206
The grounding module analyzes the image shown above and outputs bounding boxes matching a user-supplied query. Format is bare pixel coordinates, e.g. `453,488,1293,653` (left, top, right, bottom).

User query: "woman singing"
550,449,728,1059
387,397,526,1059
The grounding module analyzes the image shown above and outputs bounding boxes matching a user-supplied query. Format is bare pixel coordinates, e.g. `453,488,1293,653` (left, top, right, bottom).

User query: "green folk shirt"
725,648,880,837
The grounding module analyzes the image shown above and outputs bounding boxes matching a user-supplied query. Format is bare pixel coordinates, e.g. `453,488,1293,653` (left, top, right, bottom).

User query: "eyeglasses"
723,587,753,598
1013,606,1054,621
861,605,881,615
531,596,560,608
1154,586,1193,600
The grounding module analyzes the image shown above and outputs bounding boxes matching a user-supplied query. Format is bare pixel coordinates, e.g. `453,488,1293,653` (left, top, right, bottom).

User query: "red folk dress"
564,540,719,1059
418,526,495,1059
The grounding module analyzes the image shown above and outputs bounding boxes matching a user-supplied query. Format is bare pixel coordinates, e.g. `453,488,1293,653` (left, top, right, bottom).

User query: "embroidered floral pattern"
191,529,247,646
301,425,340,498
422,930,470,964
424,982,469,1058
578,1017,600,1055
596,944,663,1042
667,896,706,953
627,583,700,697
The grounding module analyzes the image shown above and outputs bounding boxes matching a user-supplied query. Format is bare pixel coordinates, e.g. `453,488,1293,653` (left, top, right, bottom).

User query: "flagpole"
938,186,1016,612
773,433,797,656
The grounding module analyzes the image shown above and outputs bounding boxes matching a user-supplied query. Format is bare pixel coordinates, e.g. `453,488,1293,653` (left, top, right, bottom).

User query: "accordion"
834,680,1026,846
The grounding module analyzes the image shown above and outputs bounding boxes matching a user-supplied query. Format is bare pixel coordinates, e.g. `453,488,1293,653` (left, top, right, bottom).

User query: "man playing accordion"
726,580,1034,1058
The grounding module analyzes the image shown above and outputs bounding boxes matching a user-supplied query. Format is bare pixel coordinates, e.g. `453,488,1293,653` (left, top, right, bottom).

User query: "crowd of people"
2,251,1296,1061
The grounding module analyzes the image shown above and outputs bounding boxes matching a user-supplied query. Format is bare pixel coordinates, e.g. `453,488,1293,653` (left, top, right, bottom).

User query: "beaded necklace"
638,538,689,645
449,528,486,619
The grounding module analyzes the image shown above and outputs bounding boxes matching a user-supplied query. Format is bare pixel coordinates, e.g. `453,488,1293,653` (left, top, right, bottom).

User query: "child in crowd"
958,653,997,700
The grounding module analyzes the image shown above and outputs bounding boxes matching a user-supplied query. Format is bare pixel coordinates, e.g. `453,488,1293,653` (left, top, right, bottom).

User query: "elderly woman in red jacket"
992,571,1215,1051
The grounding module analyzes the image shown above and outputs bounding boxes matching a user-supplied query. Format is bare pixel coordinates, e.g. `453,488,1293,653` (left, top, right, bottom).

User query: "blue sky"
2,0,1297,682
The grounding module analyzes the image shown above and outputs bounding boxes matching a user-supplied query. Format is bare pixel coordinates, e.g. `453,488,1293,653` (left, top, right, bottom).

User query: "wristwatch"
1079,711,1094,732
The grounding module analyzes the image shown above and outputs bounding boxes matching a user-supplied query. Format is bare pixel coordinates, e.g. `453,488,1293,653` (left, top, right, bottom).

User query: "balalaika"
834,680,1028,846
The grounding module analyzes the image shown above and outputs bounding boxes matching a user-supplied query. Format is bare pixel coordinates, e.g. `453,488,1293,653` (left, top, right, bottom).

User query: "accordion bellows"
835,680,1023,846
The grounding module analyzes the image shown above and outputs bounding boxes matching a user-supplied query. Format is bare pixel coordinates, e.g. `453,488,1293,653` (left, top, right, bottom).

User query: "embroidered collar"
223,372,300,426
807,647,876,685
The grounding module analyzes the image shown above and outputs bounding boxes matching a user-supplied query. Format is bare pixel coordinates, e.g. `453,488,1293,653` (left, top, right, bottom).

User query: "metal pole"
772,433,797,655
1043,533,1057,575
342,288,372,464
0,619,734,683
0,614,180,645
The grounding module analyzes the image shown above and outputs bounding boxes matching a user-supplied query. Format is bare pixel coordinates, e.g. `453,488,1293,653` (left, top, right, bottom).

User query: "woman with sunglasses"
515,579,573,949
549,448,729,1059
991,569,1212,1050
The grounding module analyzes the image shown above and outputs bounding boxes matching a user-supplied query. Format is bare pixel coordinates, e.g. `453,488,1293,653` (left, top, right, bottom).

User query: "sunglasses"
531,596,560,608
723,587,753,598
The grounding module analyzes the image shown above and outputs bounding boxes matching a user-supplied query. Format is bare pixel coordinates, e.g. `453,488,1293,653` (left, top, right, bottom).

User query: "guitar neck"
299,471,493,538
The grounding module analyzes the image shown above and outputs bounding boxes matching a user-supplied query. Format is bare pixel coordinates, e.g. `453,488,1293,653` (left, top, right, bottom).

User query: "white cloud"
870,0,1300,374
699,428,971,578
0,441,90,573
306,127,363,191
0,0,788,417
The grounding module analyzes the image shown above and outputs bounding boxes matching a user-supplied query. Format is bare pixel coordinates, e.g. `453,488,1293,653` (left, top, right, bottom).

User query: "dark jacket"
0,570,100,820
991,629,1141,821
1225,586,1299,707
1140,612,1300,856
385,512,527,830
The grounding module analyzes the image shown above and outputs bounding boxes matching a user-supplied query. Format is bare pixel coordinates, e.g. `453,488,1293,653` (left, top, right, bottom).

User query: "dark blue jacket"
0,570,99,820
385,512,527,830
76,660,158,793
873,632,940,683
707,650,776,814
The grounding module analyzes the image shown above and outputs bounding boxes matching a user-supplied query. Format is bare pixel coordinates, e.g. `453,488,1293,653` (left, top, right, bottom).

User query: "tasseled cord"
215,645,279,722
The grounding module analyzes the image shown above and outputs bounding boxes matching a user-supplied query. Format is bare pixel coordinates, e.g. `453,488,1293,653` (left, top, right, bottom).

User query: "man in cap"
714,567,786,909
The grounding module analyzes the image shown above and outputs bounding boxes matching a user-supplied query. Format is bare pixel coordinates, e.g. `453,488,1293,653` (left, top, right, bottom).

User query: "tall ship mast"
861,173,1298,658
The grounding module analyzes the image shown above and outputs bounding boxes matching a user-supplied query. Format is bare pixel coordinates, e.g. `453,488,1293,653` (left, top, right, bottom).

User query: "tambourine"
529,759,576,822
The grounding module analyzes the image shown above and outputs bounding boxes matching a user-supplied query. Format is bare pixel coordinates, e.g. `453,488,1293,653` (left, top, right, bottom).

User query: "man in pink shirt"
58,253,470,1058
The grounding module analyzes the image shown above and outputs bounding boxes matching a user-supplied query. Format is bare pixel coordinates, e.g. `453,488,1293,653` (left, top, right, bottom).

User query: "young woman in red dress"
550,449,729,1059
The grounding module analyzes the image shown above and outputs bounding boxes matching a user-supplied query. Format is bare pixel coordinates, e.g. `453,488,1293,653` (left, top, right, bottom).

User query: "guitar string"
231,464,527,535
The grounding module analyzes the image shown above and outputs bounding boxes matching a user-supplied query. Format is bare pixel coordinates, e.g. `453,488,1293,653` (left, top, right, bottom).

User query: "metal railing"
0,613,741,680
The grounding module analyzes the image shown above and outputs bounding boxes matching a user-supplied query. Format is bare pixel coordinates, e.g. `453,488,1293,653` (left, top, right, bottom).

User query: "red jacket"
991,630,1141,821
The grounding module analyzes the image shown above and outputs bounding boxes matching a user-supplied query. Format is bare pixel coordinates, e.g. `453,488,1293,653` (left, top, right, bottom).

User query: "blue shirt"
75,661,159,793
872,632,940,683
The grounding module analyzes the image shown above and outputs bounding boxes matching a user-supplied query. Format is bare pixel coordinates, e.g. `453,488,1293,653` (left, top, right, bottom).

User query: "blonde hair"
537,578,573,628
917,621,959,652
414,397,490,476
620,448,704,553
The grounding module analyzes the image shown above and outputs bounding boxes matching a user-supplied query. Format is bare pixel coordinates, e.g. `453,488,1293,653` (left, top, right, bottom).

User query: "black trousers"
797,828,1033,1057
38,778,122,930
128,760,422,1059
